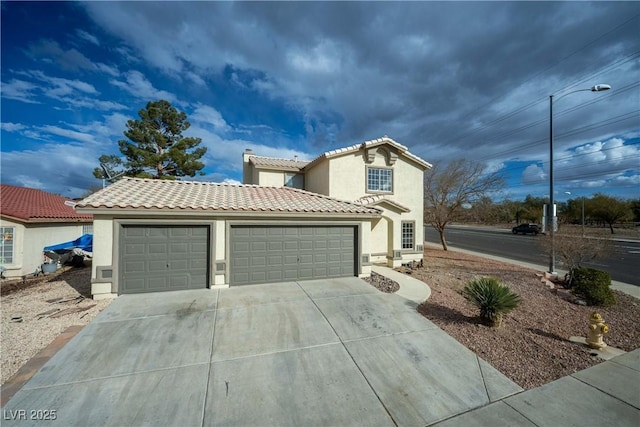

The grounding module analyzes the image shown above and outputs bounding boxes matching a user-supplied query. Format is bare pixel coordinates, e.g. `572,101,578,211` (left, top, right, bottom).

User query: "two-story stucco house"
242,136,430,267
76,136,430,299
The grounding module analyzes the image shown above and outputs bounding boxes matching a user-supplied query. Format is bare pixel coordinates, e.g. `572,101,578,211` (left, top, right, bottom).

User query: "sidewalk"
431,348,640,426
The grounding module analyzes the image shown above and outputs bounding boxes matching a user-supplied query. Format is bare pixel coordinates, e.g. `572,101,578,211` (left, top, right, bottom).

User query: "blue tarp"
44,234,93,253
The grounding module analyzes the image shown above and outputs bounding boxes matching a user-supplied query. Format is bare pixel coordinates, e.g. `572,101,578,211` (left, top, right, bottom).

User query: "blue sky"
1,1,639,201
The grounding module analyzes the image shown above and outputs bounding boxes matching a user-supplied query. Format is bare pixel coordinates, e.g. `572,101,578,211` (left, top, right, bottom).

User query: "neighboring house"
0,184,93,278
76,136,430,299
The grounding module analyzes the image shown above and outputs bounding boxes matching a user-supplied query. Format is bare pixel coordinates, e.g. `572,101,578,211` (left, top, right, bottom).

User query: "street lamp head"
591,84,611,92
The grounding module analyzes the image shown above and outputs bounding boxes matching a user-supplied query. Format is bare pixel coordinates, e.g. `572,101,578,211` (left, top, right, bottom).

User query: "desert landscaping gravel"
408,247,640,390
363,271,400,293
1,265,112,384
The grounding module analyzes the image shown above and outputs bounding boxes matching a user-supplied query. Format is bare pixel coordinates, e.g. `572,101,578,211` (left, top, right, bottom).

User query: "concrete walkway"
372,264,431,305
432,348,640,426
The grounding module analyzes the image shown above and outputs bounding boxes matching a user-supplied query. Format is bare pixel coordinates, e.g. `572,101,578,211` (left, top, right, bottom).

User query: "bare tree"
538,228,612,285
424,159,504,250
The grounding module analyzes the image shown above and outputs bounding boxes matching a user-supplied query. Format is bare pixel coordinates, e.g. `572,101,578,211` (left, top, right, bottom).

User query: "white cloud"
185,71,206,87
38,125,98,144
1,122,26,132
95,63,120,77
1,79,39,103
76,29,100,46
522,164,546,184
190,104,229,131
613,175,640,186
222,178,242,185
110,70,176,102
1,142,104,197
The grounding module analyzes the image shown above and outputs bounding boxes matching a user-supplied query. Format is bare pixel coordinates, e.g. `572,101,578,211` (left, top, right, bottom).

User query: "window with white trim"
401,222,414,250
1,227,15,264
367,168,392,192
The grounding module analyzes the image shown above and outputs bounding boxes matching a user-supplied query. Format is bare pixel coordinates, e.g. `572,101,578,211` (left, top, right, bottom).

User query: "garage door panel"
170,243,188,253
284,241,298,250
125,278,146,291
148,228,168,238
251,241,267,251
120,225,209,294
299,240,313,250
124,244,145,256
251,256,266,267
230,225,356,285
233,242,250,252
124,260,145,274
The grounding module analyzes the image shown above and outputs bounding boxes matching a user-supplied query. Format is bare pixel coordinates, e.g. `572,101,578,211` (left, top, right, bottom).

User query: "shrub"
571,267,616,306
463,277,521,327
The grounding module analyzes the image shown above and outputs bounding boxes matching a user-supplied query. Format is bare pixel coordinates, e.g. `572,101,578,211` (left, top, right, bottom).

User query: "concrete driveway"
3,277,521,426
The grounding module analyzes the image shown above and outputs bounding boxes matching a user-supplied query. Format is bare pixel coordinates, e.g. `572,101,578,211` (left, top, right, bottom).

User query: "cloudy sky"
1,1,639,201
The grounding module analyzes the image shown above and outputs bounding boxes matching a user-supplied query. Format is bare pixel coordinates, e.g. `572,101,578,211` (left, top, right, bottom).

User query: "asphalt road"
424,225,639,286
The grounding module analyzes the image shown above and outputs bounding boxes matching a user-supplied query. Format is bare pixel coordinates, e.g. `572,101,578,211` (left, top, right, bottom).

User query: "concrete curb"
372,265,431,305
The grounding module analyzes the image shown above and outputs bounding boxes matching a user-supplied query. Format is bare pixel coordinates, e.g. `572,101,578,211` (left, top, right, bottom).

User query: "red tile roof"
0,184,93,223
77,177,381,217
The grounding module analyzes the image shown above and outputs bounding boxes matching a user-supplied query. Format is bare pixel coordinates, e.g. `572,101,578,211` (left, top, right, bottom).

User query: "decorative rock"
362,272,400,293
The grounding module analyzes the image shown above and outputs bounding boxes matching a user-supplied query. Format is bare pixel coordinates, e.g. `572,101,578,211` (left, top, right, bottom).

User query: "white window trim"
1,226,15,265
401,221,415,250
366,166,394,194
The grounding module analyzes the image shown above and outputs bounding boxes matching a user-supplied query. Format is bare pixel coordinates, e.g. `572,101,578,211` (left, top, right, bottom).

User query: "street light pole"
547,84,611,276
549,95,555,275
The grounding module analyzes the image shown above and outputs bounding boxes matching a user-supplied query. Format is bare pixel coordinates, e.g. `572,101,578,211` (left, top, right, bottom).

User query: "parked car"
512,224,540,235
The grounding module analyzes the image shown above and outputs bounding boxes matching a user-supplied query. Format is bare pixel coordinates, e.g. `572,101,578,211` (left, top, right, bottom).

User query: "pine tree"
93,100,207,181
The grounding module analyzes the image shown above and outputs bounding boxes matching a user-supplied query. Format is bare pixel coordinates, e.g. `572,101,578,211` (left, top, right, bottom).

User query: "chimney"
294,155,298,162
242,148,254,184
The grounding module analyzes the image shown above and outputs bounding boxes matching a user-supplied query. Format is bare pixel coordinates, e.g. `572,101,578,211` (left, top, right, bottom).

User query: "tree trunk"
608,222,615,234
438,228,448,251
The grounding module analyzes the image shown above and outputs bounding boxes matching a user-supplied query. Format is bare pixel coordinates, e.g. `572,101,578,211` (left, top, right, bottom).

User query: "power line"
432,14,640,146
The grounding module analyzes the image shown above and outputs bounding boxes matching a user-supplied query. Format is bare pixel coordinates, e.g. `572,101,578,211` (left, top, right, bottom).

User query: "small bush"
571,267,616,306
463,277,521,327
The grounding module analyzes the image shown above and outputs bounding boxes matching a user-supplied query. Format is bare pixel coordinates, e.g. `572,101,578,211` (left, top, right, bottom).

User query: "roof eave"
0,214,92,224
75,207,381,218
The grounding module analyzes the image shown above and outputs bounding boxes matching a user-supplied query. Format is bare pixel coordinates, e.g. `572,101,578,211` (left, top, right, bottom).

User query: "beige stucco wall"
306,146,425,265
304,159,330,195
0,217,88,278
256,170,287,187
87,213,373,299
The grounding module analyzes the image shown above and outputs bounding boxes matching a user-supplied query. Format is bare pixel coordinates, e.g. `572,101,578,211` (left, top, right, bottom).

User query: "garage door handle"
166,263,170,268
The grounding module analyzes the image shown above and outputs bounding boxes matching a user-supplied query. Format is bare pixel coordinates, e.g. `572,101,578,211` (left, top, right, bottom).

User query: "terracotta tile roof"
0,184,93,223
77,177,382,216
249,156,310,171
355,195,411,213
305,136,432,170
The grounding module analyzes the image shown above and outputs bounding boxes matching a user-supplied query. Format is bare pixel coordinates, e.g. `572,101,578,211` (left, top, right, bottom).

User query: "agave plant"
463,277,521,327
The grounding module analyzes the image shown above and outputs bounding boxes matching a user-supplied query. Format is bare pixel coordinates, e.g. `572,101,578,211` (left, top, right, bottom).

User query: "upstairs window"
284,173,303,188
367,167,393,193
401,222,414,250
1,227,14,264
